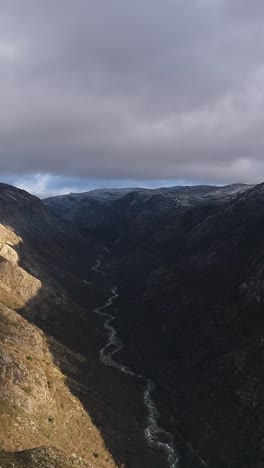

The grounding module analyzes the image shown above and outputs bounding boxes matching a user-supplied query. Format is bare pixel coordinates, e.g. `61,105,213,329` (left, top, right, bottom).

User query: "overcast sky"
1,0,264,196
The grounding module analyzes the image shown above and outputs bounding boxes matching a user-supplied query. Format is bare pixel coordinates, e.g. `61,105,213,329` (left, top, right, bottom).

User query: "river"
92,259,179,468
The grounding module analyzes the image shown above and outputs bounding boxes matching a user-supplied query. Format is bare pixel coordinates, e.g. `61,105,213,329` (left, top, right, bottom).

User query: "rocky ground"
0,222,116,468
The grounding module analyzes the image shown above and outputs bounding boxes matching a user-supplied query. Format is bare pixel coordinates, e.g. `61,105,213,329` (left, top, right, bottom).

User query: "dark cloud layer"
1,0,264,186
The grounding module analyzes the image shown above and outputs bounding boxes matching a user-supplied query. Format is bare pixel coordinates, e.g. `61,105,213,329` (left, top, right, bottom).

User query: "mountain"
0,185,110,467
0,184,163,468
3,181,264,467
45,180,264,466
43,188,141,228
43,184,254,235
102,182,264,467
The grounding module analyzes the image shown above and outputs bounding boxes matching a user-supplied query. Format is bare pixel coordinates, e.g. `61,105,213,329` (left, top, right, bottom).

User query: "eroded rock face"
0,242,19,264
0,257,41,309
0,304,49,413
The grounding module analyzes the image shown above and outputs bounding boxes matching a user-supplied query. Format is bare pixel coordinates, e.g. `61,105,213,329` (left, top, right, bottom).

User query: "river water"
92,260,179,468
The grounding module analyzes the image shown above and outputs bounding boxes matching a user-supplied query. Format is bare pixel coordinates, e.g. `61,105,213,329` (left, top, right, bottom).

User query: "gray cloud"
1,0,264,184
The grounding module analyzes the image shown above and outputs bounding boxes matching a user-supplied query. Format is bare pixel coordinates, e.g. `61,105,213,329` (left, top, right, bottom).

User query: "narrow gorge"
92,258,179,468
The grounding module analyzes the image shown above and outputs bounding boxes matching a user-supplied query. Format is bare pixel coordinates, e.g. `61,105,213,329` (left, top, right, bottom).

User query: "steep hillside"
0,185,168,468
0,220,116,467
103,182,264,467
0,183,57,238
4,181,264,467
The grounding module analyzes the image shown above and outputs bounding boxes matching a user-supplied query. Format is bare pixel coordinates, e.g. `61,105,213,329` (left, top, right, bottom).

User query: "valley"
91,261,179,468
1,182,264,467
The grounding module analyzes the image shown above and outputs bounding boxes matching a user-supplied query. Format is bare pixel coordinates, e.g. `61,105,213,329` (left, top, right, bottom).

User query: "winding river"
92,259,179,468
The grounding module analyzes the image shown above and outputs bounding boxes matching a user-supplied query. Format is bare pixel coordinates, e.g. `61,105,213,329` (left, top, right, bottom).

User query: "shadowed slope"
0,184,170,467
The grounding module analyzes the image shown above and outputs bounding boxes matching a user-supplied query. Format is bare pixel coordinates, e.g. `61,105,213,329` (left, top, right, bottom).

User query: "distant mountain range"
43,183,254,231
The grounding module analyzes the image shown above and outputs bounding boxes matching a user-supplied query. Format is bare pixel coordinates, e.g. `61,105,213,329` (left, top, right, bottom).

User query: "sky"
1,0,264,197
